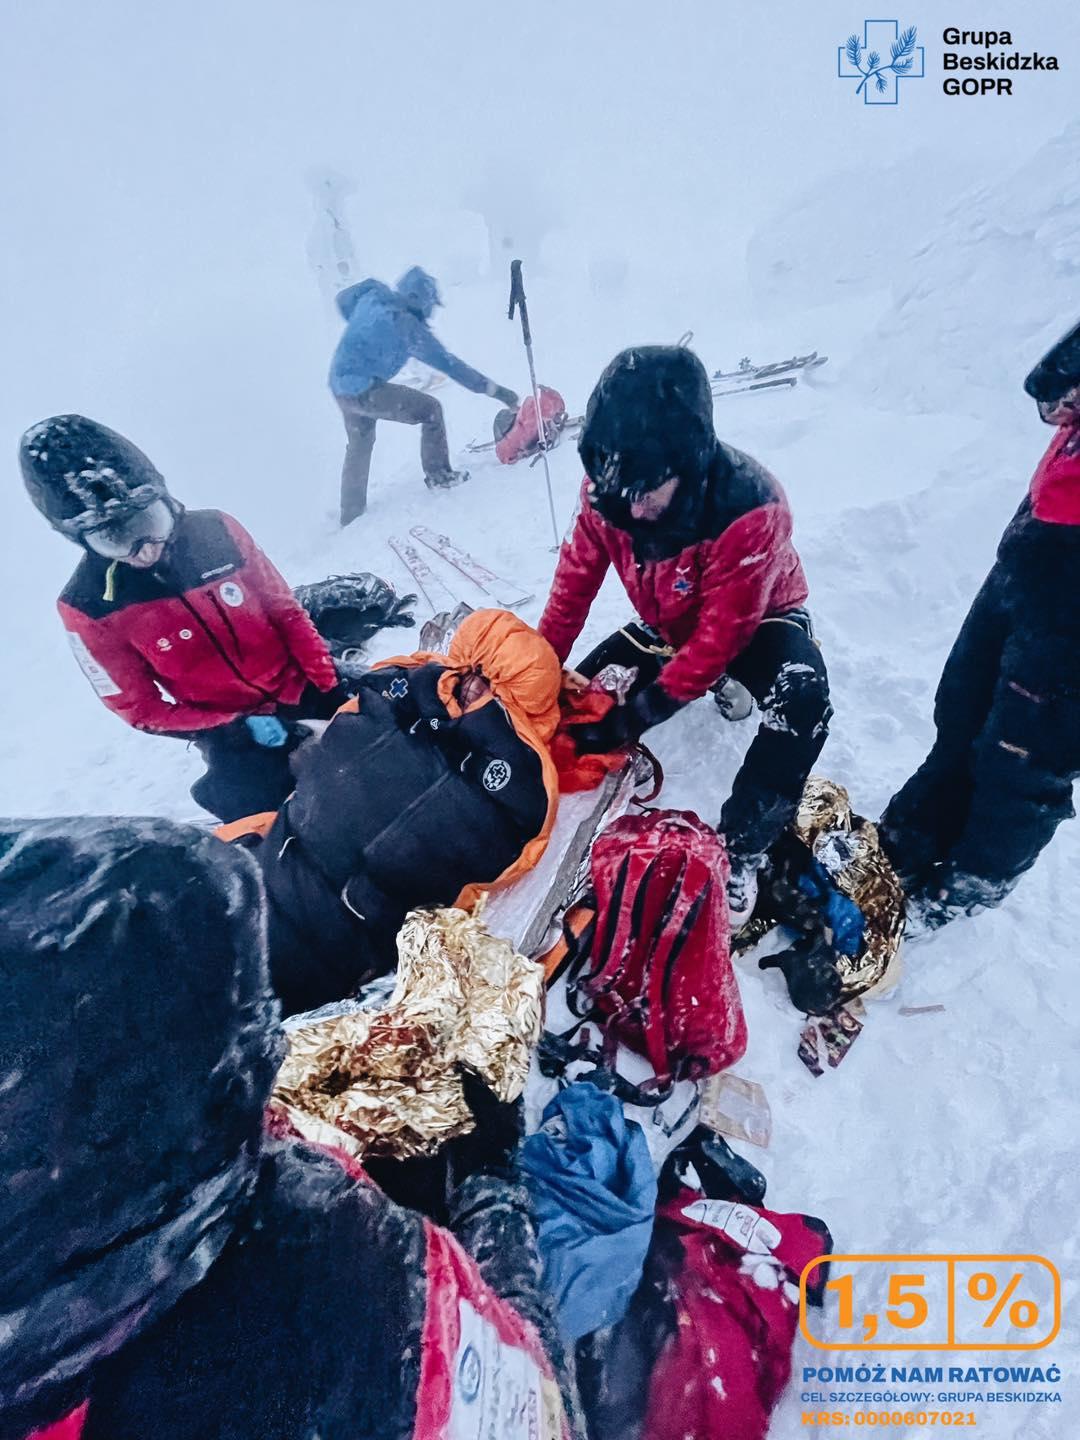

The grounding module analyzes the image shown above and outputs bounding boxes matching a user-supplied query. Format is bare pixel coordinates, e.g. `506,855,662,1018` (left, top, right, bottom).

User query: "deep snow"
3,3,1079,1435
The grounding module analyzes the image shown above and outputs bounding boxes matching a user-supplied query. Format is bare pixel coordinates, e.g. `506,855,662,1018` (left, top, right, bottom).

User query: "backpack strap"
536,1033,675,1109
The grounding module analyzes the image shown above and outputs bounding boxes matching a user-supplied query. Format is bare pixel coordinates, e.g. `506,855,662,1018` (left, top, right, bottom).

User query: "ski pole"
508,259,561,550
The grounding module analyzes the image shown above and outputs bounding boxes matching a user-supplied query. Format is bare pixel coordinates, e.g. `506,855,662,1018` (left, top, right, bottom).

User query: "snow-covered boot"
712,674,754,722
904,866,1015,938
726,858,761,933
424,467,470,491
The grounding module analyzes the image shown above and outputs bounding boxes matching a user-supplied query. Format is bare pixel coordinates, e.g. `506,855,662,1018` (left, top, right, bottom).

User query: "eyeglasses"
82,499,176,559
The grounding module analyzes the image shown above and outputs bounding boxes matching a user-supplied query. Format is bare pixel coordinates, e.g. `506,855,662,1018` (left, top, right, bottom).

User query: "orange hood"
376,608,563,908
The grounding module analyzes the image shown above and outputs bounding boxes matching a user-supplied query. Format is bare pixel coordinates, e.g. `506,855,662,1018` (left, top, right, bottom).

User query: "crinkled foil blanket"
738,776,905,1000
273,904,544,1160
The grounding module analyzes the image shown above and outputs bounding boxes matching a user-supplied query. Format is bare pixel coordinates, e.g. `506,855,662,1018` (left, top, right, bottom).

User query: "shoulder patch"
482,757,512,793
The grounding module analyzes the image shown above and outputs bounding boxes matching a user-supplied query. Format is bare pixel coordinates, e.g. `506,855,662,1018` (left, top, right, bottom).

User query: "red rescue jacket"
57,510,337,733
539,445,808,704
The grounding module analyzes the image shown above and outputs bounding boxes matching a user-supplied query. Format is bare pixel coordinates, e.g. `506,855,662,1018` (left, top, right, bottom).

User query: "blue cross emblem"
838,21,925,105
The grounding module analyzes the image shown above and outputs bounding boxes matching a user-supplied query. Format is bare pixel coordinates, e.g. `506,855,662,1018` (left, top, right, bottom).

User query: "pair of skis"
711,351,828,398
388,526,534,614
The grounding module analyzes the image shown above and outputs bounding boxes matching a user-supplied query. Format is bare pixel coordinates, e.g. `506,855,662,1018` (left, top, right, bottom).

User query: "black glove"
491,385,520,408
759,934,845,1015
573,682,684,754
661,1125,768,1206
447,1069,525,1185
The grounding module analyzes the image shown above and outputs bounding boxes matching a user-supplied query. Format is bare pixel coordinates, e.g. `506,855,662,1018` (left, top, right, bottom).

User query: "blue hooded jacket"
519,1082,657,1341
329,267,495,399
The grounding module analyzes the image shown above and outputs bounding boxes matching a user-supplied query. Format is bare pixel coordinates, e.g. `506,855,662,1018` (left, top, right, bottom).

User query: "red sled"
494,385,568,464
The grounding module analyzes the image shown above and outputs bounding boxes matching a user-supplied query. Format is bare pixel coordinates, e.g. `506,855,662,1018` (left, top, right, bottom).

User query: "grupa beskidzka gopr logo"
839,22,925,104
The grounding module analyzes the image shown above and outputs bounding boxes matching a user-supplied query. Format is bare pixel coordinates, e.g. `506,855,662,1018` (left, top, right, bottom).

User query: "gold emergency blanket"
736,777,905,999
791,776,905,998
273,904,544,1160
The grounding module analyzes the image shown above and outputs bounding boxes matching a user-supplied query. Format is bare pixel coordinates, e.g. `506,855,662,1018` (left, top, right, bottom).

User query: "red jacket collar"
1030,425,1080,525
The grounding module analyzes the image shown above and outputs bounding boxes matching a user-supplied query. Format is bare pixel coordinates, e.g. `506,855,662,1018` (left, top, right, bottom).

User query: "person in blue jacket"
329,266,519,525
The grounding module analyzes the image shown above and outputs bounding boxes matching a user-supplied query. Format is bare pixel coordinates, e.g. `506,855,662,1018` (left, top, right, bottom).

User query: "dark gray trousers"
336,382,451,524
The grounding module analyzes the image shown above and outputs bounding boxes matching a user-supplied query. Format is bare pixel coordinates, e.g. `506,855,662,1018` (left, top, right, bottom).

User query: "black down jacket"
257,662,550,1015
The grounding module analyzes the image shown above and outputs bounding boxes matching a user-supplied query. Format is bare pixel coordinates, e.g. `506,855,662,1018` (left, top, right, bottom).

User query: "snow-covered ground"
3,3,1079,1435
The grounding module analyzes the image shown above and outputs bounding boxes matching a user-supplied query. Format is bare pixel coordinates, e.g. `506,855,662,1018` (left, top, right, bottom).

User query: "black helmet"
19,414,170,542
1023,317,1080,407
579,345,718,501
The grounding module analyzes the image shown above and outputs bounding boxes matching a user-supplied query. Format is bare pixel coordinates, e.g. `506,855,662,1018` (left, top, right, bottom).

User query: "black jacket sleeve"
448,1173,587,1439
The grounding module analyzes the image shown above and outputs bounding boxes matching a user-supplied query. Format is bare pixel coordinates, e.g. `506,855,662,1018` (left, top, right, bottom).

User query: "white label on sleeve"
67,631,121,698
681,1198,781,1254
448,1298,561,1440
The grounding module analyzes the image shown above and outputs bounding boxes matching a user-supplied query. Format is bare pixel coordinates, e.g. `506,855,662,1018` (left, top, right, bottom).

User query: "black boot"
424,468,470,491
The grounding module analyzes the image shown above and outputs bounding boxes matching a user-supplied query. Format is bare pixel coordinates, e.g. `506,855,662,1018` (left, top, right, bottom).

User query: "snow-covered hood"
578,345,720,551
335,276,395,321
0,819,282,1434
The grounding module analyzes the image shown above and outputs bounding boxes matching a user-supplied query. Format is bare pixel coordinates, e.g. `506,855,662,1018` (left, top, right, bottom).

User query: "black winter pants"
881,577,1080,892
577,610,832,864
189,684,343,824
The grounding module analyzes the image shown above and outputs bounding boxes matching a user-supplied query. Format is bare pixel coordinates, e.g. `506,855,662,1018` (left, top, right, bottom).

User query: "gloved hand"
758,934,845,1015
245,714,289,748
487,382,520,408
572,682,683,754
572,704,641,755
448,1069,525,1185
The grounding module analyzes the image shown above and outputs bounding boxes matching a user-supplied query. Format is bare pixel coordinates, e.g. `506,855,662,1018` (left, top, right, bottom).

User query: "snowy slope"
3,3,1080,1436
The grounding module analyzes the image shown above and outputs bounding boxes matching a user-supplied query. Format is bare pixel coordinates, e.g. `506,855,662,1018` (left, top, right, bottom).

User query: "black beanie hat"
19,414,169,538
578,345,718,498
0,817,282,1425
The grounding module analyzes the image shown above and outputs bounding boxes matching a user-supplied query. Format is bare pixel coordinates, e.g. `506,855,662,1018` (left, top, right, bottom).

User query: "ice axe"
508,259,560,550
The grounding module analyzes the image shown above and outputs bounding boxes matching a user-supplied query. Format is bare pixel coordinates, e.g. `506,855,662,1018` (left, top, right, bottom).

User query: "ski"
712,375,799,399
712,351,827,384
409,526,534,609
387,536,460,614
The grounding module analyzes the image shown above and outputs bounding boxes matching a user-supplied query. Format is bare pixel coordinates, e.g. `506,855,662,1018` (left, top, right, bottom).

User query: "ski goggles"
81,498,176,559
590,462,679,504
1037,385,1080,426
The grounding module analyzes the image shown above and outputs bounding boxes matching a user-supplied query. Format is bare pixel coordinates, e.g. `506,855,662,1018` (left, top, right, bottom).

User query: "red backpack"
569,810,746,1086
495,386,567,464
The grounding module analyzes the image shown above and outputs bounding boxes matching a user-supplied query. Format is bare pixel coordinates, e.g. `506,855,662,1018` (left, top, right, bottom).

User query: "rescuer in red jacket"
20,415,342,821
538,346,831,925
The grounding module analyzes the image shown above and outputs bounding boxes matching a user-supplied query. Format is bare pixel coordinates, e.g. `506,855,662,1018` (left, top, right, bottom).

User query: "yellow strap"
617,626,676,658
103,561,118,603
758,614,822,649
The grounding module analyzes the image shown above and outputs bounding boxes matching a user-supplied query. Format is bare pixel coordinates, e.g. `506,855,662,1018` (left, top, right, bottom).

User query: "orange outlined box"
800,1254,1061,1351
